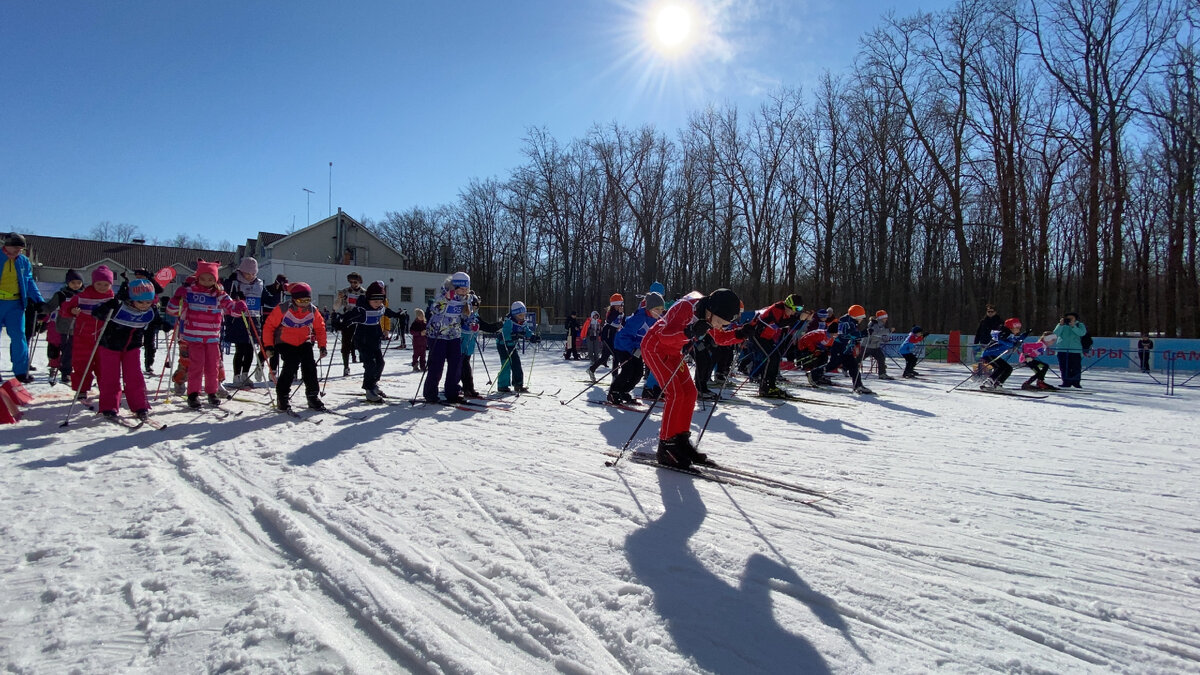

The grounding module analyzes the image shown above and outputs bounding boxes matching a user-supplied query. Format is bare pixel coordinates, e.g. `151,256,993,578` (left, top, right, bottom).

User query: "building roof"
24,235,239,273
266,213,405,263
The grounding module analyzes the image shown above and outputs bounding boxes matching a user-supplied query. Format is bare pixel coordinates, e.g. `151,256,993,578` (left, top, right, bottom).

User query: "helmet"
847,304,866,320
705,288,741,322
783,293,802,311
875,310,888,319
3,232,26,248
610,293,624,305
1004,317,1022,332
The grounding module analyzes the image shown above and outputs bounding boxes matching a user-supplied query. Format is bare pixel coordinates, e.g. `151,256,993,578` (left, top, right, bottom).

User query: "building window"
424,288,435,305
400,286,413,303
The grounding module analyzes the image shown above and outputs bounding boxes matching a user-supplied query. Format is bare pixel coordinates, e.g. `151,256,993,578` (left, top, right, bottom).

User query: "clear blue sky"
2,0,943,247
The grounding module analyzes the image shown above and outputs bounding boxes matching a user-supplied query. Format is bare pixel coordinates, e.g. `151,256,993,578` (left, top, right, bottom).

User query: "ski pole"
245,313,278,406
477,334,493,384
606,351,691,468
518,336,539,396
408,360,430,405
559,354,631,406
155,306,184,399
946,347,1015,393
488,343,516,395
319,327,341,396
59,314,113,427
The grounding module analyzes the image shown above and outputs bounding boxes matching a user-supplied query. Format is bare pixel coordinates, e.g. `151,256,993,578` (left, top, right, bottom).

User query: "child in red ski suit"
60,266,116,399
166,260,246,408
641,288,743,468
91,279,158,419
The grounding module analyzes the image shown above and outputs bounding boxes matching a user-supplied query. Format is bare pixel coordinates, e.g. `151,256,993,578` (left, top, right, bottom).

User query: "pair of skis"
605,450,841,507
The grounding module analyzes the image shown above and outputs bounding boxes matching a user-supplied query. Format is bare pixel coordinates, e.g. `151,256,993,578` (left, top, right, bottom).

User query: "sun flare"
652,4,693,52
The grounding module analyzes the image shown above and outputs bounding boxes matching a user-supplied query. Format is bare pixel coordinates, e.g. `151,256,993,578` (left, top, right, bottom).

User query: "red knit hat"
289,282,312,299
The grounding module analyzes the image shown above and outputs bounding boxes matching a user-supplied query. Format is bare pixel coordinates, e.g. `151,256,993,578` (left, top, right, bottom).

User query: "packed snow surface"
2,346,1198,673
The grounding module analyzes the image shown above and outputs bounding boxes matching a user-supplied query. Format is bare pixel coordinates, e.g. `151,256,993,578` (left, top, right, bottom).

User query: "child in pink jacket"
166,260,246,408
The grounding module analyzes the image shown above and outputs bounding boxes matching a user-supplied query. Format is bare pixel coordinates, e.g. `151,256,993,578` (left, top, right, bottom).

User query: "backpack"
1080,331,1093,351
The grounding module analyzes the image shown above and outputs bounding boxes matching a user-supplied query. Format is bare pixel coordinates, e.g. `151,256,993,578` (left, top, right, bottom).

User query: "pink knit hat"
91,265,114,284
238,257,258,276
195,260,220,280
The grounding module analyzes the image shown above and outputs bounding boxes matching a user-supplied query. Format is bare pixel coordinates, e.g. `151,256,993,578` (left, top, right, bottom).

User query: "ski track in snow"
2,350,1199,673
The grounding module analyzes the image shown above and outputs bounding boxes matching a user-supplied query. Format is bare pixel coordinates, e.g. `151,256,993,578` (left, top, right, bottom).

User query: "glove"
263,346,275,358
529,334,541,343
32,300,45,313
734,324,752,339
684,320,711,339
329,313,342,330
93,298,121,320
230,300,249,316
319,347,328,360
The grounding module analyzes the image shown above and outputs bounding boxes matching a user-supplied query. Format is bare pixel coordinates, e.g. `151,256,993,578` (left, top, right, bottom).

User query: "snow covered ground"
2,344,1198,674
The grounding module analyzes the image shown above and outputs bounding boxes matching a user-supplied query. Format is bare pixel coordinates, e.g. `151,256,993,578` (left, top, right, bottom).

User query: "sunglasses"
294,298,312,304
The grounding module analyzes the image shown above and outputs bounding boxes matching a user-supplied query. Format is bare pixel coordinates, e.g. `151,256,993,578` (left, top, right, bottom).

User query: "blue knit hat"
128,279,155,302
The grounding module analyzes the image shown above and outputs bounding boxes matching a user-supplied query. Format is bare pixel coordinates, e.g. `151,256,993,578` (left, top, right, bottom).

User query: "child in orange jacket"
261,282,328,411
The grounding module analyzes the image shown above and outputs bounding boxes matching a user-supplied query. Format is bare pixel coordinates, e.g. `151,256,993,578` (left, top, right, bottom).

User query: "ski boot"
675,431,707,465
656,436,690,469
307,396,327,411
854,384,876,395
365,388,383,403
759,386,789,399
187,393,202,409
1037,381,1059,391
207,393,222,406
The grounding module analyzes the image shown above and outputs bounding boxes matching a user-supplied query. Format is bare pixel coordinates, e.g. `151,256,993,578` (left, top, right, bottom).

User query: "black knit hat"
704,288,741,322
365,281,386,300
4,232,26,247
65,268,83,283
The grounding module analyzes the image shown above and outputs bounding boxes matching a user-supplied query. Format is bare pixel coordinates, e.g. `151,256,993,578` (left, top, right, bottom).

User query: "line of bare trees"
368,0,1198,337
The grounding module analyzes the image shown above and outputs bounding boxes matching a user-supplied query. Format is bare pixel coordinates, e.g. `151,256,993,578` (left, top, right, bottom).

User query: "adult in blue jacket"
0,233,46,382
1053,312,1087,388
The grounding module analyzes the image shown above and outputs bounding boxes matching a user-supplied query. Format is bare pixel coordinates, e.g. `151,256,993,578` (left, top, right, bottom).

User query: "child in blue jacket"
607,292,665,405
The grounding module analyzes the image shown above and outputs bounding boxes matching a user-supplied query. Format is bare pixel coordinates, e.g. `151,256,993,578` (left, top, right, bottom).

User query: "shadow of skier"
625,471,834,674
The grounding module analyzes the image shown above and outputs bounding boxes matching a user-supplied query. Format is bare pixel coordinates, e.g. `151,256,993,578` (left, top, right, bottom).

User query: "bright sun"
653,4,693,52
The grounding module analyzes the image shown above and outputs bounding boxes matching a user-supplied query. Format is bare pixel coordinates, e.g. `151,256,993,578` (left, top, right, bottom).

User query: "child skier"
607,292,664,405
261,282,328,411
333,272,366,376
587,294,624,378
899,326,926,378
223,257,264,387
824,305,873,394
410,309,427,370
641,288,743,469
979,317,1026,390
1018,332,1058,391
459,294,502,398
61,266,116,399
166,261,248,408
43,269,84,385
91,279,158,420
862,310,893,379
746,293,806,397
341,281,404,402
422,272,472,403
496,301,540,393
